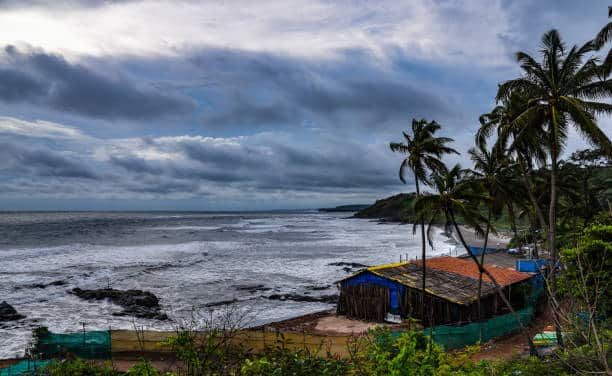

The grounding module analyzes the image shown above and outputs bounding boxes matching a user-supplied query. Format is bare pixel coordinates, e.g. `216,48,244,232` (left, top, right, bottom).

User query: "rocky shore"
0,301,25,322
71,288,168,320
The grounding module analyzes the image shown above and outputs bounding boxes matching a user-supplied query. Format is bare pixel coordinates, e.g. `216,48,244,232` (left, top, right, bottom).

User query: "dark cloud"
107,135,401,194
0,46,195,120
0,141,98,179
0,68,47,102
189,48,451,130
109,155,163,175
0,0,136,9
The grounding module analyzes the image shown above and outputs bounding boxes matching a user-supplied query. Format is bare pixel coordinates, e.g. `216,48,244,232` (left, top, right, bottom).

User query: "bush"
38,358,118,376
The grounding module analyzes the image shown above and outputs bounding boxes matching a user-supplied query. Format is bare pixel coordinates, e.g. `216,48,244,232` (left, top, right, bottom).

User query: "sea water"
0,211,455,358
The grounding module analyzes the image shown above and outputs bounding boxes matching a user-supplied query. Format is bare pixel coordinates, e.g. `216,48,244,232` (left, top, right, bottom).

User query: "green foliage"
559,224,612,316
241,332,349,376
30,328,587,376
125,360,163,376
38,358,119,376
241,347,349,376
162,330,247,375
241,328,491,376
484,356,571,376
353,193,417,222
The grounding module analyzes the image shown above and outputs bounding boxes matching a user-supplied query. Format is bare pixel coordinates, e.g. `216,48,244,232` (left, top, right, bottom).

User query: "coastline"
450,225,511,249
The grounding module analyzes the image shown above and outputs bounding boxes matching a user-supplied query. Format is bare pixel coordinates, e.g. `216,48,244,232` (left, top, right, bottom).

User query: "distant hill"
353,193,417,222
318,204,370,212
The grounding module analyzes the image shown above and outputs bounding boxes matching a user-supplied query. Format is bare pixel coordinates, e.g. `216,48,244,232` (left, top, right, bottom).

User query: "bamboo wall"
338,282,502,325
336,284,390,321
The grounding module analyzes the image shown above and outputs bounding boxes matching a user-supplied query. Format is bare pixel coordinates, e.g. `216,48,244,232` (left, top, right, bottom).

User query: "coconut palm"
593,6,611,77
389,119,458,323
497,30,612,296
477,92,549,233
467,143,509,340
414,165,538,355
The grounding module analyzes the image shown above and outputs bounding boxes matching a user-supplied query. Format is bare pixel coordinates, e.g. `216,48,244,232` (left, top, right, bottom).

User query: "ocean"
0,211,456,358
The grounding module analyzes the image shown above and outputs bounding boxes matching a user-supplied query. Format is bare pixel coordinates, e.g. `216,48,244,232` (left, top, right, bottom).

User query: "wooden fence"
110,329,355,358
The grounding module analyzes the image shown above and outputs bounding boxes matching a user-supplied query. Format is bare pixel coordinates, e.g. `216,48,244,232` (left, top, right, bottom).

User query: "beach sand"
454,225,512,249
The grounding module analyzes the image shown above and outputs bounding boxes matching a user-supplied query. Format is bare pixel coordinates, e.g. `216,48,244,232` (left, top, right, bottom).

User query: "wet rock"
0,301,25,322
234,284,271,293
14,280,67,291
266,293,338,304
71,288,168,320
328,262,369,268
205,298,239,307
306,285,331,291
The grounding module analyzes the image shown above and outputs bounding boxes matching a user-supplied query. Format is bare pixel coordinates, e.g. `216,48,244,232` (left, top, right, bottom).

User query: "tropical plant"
390,119,457,323
497,29,612,345
414,164,538,355
558,224,611,373
467,143,509,340
593,6,612,77
497,28,612,257
477,92,549,234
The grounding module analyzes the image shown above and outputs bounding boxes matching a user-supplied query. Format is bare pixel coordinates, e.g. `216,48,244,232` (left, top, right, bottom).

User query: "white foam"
0,213,456,358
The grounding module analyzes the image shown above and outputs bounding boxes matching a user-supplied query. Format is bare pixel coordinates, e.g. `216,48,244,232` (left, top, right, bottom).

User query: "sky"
0,0,610,211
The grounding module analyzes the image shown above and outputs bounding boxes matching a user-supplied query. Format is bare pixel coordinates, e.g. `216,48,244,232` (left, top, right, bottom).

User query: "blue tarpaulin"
468,246,499,256
343,271,403,310
515,259,549,272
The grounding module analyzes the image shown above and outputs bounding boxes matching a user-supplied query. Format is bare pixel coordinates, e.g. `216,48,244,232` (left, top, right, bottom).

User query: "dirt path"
471,307,553,361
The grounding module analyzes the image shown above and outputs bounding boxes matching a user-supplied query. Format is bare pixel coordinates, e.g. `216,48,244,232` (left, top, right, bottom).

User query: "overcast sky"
0,0,610,211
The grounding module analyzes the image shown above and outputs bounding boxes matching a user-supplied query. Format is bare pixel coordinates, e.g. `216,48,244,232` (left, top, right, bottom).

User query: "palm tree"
593,6,611,77
477,92,548,234
467,143,508,340
390,119,458,323
497,30,612,345
414,165,538,355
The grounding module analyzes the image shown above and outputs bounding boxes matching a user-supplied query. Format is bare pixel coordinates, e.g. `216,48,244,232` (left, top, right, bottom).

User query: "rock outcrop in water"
266,293,338,304
71,288,168,320
0,301,25,322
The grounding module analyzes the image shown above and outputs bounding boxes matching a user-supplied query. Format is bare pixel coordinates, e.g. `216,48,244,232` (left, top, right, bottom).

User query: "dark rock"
15,280,67,291
328,262,369,268
0,301,25,322
71,288,167,320
234,284,271,293
205,298,239,307
305,285,331,291
32,280,67,289
266,293,338,304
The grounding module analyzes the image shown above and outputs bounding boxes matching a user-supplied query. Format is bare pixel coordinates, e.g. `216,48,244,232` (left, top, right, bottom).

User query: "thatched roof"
338,257,532,305
415,257,532,286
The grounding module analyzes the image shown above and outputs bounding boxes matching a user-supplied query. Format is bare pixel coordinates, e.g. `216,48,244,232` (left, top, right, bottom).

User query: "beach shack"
336,256,533,325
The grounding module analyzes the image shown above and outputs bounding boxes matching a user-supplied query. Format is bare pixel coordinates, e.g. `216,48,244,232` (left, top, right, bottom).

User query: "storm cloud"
189,48,451,131
0,0,609,210
0,141,98,180
0,46,194,120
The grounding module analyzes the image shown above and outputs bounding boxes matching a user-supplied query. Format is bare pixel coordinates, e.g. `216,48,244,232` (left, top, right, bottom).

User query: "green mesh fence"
422,306,534,349
0,360,51,376
32,329,111,359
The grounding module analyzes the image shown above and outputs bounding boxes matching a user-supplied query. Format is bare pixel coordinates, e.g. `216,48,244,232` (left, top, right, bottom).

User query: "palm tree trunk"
477,208,491,341
548,148,564,347
449,209,539,356
414,176,427,325
517,155,547,231
527,214,539,259
506,202,521,249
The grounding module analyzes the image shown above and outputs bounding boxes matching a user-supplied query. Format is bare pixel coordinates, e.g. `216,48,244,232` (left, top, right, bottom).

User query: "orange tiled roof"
418,256,532,286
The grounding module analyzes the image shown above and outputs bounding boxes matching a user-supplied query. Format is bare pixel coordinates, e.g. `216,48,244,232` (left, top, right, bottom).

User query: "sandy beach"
454,225,512,249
